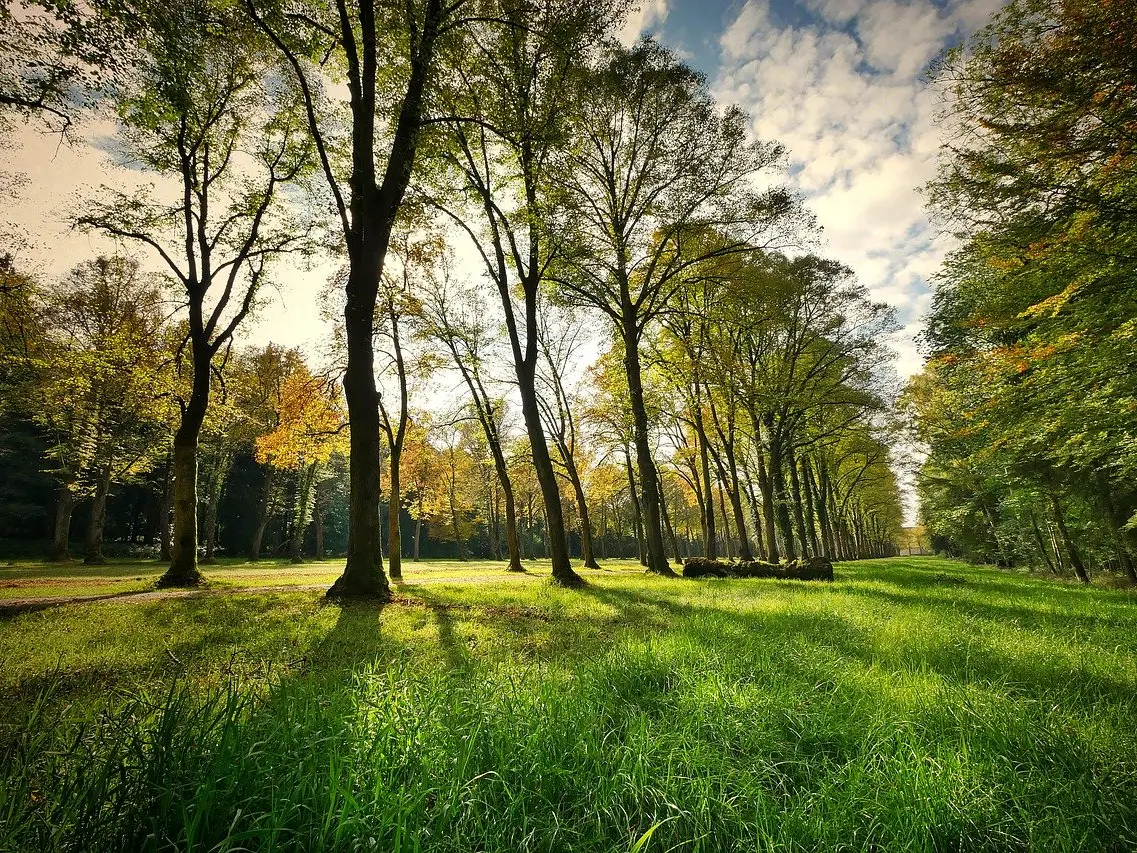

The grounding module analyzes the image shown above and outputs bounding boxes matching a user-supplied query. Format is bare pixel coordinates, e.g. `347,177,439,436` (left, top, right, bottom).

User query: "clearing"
1,556,1134,851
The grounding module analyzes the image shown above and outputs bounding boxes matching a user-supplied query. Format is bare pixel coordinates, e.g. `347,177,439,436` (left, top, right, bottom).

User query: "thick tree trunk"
622,319,674,576
330,273,391,597
83,462,112,565
49,485,75,562
158,350,210,588
161,440,203,586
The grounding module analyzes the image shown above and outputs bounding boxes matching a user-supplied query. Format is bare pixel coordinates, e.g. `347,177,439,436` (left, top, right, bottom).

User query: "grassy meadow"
1,556,1135,851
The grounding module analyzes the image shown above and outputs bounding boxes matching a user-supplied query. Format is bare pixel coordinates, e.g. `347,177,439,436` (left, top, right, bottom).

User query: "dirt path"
0,573,541,616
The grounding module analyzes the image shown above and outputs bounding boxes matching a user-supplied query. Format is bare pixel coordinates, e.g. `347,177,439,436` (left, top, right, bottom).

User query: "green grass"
1,557,1135,851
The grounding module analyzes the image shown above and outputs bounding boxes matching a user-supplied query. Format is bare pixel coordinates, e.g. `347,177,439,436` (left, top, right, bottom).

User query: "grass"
1,556,1135,851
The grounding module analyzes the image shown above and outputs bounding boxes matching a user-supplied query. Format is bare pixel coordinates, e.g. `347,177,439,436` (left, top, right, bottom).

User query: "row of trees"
908,0,1137,583
2,0,906,595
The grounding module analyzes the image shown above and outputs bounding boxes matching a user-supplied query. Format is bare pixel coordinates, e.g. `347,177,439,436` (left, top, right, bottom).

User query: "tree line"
1,0,905,596
908,0,1137,584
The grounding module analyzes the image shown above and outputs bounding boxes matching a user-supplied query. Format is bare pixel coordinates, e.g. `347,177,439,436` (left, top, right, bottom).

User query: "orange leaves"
255,366,345,470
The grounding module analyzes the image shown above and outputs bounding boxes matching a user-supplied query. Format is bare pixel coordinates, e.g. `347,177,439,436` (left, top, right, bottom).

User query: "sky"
2,0,1005,381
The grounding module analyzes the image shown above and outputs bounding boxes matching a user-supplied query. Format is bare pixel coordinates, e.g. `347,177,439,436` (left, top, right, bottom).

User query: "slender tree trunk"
314,480,326,560
290,461,319,563
624,448,647,566
83,461,113,565
801,457,822,558
563,452,600,569
201,455,230,564
157,450,173,562
388,453,404,578
660,487,682,565
694,406,716,559
753,437,779,562
768,434,797,561
1028,509,1057,574
622,318,674,575
249,466,276,562
49,485,75,562
413,515,422,561
787,445,810,559
717,486,734,558
1049,490,1089,583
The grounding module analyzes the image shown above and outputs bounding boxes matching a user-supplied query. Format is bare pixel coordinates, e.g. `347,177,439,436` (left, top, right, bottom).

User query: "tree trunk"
158,350,210,588
788,445,810,559
314,480,326,560
388,452,403,578
516,355,580,584
754,437,780,562
249,466,276,562
413,515,422,561
1028,509,1057,574
201,455,230,564
83,461,112,565
49,485,75,562
625,449,647,565
693,405,716,559
1049,490,1089,583
157,449,173,562
660,486,682,565
563,451,600,569
290,461,319,563
622,318,674,575
768,432,797,561
329,247,391,599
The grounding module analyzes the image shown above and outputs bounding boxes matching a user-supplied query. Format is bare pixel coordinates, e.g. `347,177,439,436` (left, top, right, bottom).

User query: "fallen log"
681,556,833,581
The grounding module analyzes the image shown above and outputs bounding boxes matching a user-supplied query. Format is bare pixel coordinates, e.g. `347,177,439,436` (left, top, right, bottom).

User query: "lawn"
1,556,1135,851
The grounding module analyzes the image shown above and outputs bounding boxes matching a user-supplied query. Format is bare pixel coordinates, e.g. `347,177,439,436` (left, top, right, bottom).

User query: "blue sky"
624,0,1006,377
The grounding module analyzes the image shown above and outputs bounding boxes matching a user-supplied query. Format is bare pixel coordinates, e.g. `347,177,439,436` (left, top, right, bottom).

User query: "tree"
553,40,800,575
77,0,314,585
423,0,623,586
246,0,472,598
417,272,524,571
28,257,169,562
256,362,347,562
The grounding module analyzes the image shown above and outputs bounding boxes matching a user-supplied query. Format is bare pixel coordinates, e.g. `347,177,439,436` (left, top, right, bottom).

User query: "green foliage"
914,0,1137,580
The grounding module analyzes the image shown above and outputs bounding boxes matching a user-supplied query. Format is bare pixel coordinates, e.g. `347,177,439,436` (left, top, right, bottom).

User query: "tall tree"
554,41,799,574
78,0,313,585
247,0,471,598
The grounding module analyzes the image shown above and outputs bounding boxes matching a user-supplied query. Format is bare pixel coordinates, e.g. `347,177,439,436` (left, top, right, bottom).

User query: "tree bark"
622,316,674,575
83,461,112,564
249,466,276,562
49,485,75,562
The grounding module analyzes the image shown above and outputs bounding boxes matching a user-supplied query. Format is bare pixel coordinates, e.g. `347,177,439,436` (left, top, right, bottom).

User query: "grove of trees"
1,0,909,596
909,0,1137,583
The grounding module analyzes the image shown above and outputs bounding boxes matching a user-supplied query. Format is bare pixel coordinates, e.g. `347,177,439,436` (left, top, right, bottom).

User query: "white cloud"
619,0,670,46
714,0,1002,382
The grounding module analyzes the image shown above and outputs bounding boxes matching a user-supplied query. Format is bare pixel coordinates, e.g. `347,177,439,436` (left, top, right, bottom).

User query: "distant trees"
912,0,1137,583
